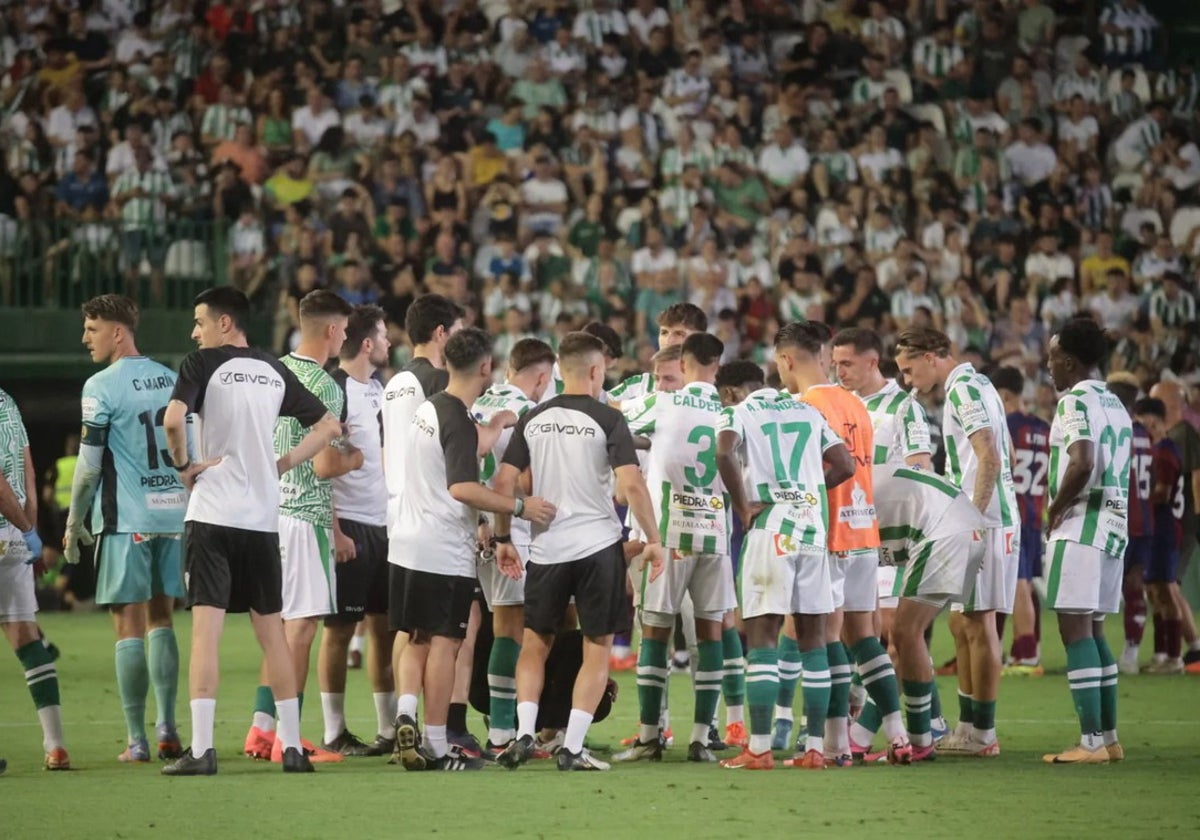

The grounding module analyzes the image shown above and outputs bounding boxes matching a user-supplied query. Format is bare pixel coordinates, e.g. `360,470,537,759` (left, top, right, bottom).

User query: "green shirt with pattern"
274,354,344,527
0,388,29,530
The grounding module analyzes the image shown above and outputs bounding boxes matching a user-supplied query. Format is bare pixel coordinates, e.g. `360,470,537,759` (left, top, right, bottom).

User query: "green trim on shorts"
903,542,933,599
316,526,334,614
1046,540,1066,607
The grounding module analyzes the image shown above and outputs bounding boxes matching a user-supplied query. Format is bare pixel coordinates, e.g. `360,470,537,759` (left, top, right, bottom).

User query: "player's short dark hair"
1108,380,1138,409
558,331,606,367
1133,397,1166,420
82,294,138,334
405,293,464,345
582,321,622,359
894,326,952,358
444,327,492,373
775,321,827,356
658,302,708,333
831,327,883,356
990,366,1024,395
1056,317,1109,370
716,360,765,391
299,289,353,322
682,332,723,367
508,337,556,373
194,286,250,333
340,304,386,359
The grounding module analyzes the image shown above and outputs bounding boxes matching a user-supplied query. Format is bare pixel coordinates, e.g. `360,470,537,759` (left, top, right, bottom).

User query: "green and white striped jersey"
718,387,841,548
624,382,728,555
609,372,655,403
112,167,177,230
1047,380,1132,555
941,362,1018,528
858,379,933,468
200,103,252,142
274,354,344,528
473,382,536,545
875,464,985,568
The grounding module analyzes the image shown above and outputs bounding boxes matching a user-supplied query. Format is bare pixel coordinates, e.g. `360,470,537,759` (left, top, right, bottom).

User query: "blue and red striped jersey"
1150,436,1184,551
1007,411,1050,530
1128,422,1154,538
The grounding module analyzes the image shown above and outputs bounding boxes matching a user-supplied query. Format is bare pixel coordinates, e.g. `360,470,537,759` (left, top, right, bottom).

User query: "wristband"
493,534,512,545
513,497,525,519
173,458,192,473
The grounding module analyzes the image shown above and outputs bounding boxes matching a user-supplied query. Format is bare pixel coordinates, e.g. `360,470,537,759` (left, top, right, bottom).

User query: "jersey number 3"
137,408,175,471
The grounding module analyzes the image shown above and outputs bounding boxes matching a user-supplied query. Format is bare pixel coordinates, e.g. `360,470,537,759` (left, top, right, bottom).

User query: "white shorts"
830,548,879,612
0,525,37,623
1046,540,1122,615
640,551,736,628
278,514,336,620
954,525,1019,614
902,530,985,609
878,565,900,610
740,529,833,619
479,543,527,609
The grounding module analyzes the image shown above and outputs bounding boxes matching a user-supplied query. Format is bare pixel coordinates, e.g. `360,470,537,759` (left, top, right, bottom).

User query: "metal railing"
0,217,227,310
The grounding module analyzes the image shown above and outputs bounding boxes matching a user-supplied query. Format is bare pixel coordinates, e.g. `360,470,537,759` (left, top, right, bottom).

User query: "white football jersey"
718,387,841,548
875,464,986,566
624,381,728,555
473,382,537,546
858,378,933,468
1047,380,1132,556
941,362,1018,528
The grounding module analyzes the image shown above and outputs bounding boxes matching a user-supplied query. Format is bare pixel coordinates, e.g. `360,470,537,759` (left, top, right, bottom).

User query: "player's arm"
475,409,518,458
0,461,34,532
823,442,856,489
1045,438,1094,532
312,430,363,479
967,427,1001,514
22,447,36,527
717,427,756,527
64,432,104,562
901,398,934,470
278,413,342,476
615,463,665,581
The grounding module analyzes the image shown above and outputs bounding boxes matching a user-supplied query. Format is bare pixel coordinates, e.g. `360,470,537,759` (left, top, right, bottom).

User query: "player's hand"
640,542,666,583
179,458,221,490
490,410,519,429
519,496,557,526
476,520,493,552
496,542,523,580
20,527,43,564
738,503,765,528
62,520,93,565
1046,505,1064,535
622,539,646,563
334,530,356,564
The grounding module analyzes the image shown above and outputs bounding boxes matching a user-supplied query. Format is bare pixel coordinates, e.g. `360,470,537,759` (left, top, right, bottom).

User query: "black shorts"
325,519,389,626
388,564,475,639
185,521,282,615
525,541,630,638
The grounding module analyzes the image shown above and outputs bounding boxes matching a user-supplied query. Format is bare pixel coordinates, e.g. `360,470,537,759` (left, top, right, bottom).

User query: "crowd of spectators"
1,0,1199,395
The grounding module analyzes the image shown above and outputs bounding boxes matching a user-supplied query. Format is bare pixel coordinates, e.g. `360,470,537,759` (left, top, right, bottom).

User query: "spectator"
54,149,108,220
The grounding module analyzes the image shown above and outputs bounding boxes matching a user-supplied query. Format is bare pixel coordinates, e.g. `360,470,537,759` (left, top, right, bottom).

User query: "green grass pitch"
2,610,1198,839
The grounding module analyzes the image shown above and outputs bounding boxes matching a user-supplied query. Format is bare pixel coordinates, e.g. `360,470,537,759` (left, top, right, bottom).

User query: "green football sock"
17,639,60,709
930,678,943,719
745,647,779,739
856,695,881,734
721,626,745,707
850,637,901,715
826,641,851,718
957,689,975,725
973,698,996,732
636,638,669,729
693,639,723,727
115,638,149,742
147,627,179,728
774,635,802,720
1094,635,1118,733
1065,637,1103,735
254,684,276,717
799,647,830,739
902,679,934,747
487,636,521,736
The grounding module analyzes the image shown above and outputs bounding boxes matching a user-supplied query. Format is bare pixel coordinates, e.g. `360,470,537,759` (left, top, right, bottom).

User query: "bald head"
1149,380,1187,425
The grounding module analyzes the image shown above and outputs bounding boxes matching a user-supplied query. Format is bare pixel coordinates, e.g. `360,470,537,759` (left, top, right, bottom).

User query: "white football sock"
320,692,345,745
38,705,65,751
275,697,301,752
190,698,216,755
396,693,419,721
373,692,396,738
516,701,538,739
563,709,592,754
425,724,448,758
252,711,275,732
